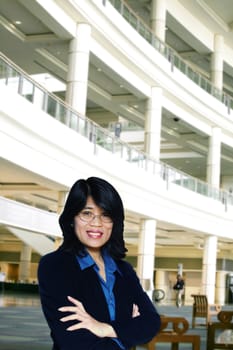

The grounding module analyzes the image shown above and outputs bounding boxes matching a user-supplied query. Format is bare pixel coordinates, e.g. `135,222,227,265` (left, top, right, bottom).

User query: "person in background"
38,177,161,350
173,274,185,307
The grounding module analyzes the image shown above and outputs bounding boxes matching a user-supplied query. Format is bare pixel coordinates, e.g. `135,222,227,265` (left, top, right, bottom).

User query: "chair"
133,316,200,350
207,310,233,349
191,294,221,328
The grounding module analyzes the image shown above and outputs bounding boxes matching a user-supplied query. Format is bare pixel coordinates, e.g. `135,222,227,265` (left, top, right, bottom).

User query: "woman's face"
74,196,113,253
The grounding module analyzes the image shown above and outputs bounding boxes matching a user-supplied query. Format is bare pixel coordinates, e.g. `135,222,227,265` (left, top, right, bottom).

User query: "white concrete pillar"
150,0,167,41
155,270,166,288
137,219,156,297
66,23,91,116
202,235,217,303
144,86,162,160
207,127,221,188
155,270,167,297
57,191,68,214
210,34,224,90
56,191,68,249
216,271,227,304
18,244,32,282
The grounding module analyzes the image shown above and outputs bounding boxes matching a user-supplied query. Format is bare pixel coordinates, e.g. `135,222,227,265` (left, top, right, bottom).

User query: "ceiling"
1,0,233,257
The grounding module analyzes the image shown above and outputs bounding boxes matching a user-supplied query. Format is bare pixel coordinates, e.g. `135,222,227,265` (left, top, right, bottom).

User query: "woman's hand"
132,303,140,318
58,296,117,338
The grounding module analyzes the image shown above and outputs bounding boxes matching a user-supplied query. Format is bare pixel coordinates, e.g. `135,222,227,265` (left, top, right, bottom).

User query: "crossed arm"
58,295,140,338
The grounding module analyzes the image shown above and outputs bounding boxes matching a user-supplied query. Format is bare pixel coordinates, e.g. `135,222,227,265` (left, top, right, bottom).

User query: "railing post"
18,75,23,95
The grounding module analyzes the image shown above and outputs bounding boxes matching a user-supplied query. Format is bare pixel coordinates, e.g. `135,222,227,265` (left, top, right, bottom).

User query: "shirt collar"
76,248,122,275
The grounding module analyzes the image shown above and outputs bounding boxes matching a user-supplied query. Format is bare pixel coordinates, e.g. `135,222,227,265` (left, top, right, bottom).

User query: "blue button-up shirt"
76,250,125,349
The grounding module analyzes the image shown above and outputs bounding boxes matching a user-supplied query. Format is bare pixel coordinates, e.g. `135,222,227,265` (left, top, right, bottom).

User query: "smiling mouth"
86,231,103,238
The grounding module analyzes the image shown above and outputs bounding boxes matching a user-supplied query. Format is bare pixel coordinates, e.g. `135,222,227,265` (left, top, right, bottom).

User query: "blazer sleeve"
110,261,161,349
38,251,120,350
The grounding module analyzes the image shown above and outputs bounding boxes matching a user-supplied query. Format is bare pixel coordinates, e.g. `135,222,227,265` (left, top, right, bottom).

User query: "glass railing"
108,0,233,113
1,51,232,209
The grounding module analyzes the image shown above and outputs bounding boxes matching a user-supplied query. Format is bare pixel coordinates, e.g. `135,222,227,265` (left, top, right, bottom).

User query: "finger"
58,306,79,313
133,303,138,313
132,303,140,317
67,296,85,311
60,314,84,322
67,323,83,331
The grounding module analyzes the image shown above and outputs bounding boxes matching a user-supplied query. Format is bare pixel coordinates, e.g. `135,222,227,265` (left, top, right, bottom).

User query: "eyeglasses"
78,210,113,223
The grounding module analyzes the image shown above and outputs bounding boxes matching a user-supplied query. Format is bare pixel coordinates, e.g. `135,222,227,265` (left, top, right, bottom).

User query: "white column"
55,191,68,249
202,235,217,303
57,191,68,214
216,271,227,305
66,23,91,116
155,270,168,299
210,34,224,90
207,127,221,188
150,0,167,41
18,244,32,282
137,219,156,297
144,86,162,160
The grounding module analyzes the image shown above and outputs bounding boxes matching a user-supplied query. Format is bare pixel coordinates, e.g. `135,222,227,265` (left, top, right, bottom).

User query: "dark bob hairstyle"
59,177,127,259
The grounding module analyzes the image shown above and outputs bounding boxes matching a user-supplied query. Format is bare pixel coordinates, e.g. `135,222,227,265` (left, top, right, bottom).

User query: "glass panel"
129,12,137,29
206,81,212,93
131,149,143,163
197,181,208,196
69,111,78,130
158,42,167,57
112,0,121,12
212,87,222,101
144,28,152,43
96,128,106,147
173,55,180,69
200,77,207,90
153,162,163,177
185,178,196,191
167,168,180,184
122,5,130,21
121,143,131,161
96,128,113,151
6,67,20,93
138,22,146,37
192,71,199,84
21,77,34,102
179,60,186,74
153,37,161,51
0,59,8,84
56,102,66,124
78,116,86,136
46,95,57,118
187,67,196,82
230,98,233,110
33,85,46,108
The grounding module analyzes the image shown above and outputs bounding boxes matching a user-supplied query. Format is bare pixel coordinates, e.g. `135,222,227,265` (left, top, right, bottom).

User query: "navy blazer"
38,249,161,350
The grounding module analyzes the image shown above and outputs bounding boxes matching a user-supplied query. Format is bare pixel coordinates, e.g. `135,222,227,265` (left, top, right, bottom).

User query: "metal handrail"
108,0,233,113
1,51,232,209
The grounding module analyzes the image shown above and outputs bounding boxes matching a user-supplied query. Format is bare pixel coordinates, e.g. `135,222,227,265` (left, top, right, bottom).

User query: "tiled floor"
0,291,231,350
0,292,51,350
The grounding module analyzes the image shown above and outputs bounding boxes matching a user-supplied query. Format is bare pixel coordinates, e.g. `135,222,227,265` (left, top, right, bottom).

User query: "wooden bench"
131,316,200,350
191,294,221,328
207,310,233,349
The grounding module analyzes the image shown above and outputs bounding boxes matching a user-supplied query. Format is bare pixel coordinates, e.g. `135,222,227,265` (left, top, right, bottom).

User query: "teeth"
88,232,102,237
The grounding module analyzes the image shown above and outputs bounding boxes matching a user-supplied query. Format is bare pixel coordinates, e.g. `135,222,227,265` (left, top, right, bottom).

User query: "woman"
38,177,161,350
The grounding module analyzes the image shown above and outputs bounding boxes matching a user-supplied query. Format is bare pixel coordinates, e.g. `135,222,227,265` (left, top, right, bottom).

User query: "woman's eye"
82,211,92,217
